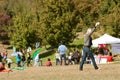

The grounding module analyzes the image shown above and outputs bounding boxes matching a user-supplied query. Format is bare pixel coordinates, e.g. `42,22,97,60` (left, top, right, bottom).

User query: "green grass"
39,49,55,64
69,38,84,49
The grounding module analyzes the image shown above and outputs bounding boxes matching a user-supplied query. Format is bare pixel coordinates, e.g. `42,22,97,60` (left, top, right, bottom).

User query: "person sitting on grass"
0,62,5,71
0,62,12,72
46,58,52,66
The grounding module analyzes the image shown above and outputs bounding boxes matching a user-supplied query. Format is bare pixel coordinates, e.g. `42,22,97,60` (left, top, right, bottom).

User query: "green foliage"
6,0,39,49
69,38,84,49
0,0,120,49
75,0,101,28
99,0,120,37
40,0,80,47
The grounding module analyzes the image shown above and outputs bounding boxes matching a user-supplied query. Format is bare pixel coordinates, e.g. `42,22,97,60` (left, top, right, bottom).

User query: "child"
46,58,52,66
16,53,21,67
21,53,26,67
27,52,32,67
34,53,40,67
55,51,60,65
6,58,12,68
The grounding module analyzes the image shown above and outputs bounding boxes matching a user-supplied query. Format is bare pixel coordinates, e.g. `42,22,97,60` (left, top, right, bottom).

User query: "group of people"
0,22,102,71
15,50,30,67
55,47,81,66
55,22,101,72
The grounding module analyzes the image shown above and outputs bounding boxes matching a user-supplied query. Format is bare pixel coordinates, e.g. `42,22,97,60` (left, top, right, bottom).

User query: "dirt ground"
1,63,120,80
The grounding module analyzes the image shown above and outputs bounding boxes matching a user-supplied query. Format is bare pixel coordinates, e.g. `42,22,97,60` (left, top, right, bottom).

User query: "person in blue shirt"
58,42,67,65
16,53,21,67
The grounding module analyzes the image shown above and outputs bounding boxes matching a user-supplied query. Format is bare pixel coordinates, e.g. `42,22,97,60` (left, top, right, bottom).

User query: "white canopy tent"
92,34,120,47
92,34,120,54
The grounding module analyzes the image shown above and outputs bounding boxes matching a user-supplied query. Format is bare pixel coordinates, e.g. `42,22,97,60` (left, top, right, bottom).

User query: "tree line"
0,0,120,49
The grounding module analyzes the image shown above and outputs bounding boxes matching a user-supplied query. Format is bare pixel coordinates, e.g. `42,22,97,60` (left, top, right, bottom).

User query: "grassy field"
1,63,120,80
1,40,120,80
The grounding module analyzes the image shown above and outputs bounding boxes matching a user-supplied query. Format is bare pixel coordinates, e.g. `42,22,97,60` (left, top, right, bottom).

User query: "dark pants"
56,58,60,65
8,63,11,68
17,61,21,67
27,59,32,67
80,46,98,70
60,54,66,65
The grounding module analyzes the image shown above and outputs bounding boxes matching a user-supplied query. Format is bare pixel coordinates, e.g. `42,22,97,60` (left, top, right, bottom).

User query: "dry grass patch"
1,63,120,80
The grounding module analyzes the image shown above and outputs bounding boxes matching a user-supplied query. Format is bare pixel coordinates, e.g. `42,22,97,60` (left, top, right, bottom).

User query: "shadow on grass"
39,49,55,59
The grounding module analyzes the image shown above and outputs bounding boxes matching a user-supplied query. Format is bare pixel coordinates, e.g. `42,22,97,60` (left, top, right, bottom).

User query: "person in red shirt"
0,62,12,72
0,62,5,71
46,58,52,66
